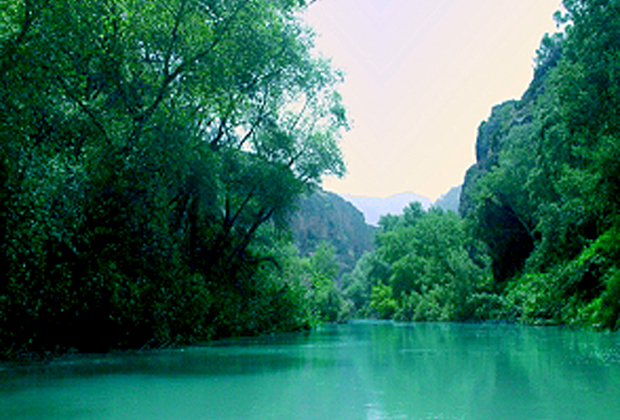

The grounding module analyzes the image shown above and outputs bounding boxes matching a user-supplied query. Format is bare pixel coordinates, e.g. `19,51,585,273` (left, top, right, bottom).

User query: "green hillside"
290,190,374,275
460,1,620,329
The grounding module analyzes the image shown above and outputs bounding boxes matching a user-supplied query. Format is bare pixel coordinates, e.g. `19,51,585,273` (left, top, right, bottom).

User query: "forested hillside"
461,0,620,329
290,190,374,274
343,0,620,329
0,0,348,357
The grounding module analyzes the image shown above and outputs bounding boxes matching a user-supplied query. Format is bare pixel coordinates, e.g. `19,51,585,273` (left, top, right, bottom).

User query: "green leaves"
349,205,495,322
298,242,351,322
0,0,347,355
370,283,397,319
459,0,620,329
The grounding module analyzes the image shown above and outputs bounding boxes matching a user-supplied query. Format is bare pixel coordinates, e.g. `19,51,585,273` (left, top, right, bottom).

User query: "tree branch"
288,94,311,132
238,93,271,149
0,0,39,74
228,206,275,266
130,0,252,143
163,0,190,78
54,74,109,142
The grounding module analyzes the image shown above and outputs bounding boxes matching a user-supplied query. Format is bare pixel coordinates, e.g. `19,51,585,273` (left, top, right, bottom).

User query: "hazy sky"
303,0,562,200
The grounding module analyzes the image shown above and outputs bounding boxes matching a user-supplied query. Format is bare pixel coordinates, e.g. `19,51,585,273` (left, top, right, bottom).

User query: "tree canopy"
0,0,347,356
344,0,620,331
342,204,497,322
460,0,620,329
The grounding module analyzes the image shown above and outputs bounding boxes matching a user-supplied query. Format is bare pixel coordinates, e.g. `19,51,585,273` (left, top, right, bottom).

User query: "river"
1,322,620,419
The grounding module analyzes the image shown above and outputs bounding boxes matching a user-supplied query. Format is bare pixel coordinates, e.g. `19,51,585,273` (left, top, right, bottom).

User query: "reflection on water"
1,322,620,420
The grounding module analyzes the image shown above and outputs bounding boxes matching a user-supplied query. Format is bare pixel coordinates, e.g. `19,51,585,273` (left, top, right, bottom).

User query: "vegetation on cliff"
461,0,620,329
290,190,374,274
346,0,620,329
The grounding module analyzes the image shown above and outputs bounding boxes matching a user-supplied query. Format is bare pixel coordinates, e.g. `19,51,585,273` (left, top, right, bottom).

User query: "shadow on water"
0,330,329,379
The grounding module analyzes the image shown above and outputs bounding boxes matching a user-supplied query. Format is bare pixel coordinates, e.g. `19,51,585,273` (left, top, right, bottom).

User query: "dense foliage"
3,0,618,359
461,0,620,329
343,0,620,330
341,203,500,322
0,0,348,357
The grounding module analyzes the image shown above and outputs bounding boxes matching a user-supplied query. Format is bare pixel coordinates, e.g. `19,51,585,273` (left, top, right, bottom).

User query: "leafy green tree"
351,205,495,322
370,283,397,319
302,242,351,322
341,252,378,315
460,0,620,329
0,0,348,356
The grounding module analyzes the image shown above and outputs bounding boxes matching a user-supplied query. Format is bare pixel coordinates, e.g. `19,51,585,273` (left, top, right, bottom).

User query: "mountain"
433,185,462,212
340,192,432,226
290,190,375,274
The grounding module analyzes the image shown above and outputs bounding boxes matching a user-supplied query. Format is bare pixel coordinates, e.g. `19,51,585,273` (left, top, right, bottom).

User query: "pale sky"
303,0,562,200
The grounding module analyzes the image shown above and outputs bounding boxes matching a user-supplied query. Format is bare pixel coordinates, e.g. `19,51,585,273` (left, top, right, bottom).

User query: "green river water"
1,322,620,419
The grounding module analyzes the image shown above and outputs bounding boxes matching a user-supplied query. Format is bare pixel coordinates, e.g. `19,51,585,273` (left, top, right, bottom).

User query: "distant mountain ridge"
433,185,462,213
338,187,462,225
340,192,432,226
